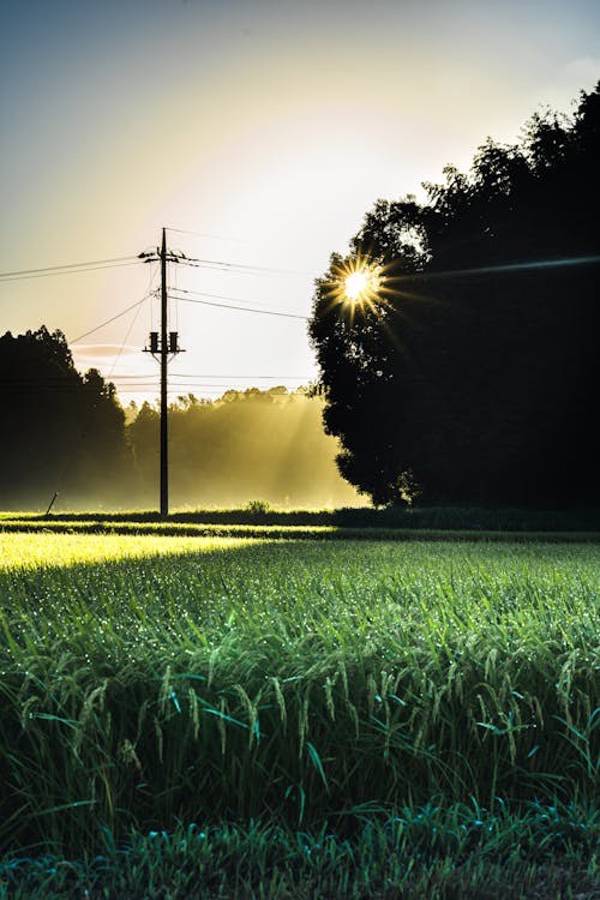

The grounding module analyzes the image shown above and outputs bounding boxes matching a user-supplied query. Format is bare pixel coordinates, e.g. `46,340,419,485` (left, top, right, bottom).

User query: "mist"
126,388,364,511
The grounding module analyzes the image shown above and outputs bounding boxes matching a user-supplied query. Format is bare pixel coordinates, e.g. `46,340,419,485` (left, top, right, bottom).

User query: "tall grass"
0,535,597,858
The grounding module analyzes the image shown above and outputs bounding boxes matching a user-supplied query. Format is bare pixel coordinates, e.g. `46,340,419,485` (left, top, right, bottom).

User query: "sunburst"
326,254,387,320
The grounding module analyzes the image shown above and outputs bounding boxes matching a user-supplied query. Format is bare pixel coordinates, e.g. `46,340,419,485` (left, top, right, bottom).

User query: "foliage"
309,83,600,508
244,498,272,516
0,327,132,509
0,534,597,862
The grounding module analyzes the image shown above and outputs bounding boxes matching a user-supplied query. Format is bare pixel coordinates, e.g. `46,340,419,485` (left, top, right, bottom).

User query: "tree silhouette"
310,83,600,507
0,327,132,508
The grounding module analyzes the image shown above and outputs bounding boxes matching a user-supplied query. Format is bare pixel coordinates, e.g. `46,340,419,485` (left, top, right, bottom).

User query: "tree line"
310,83,600,508
0,327,360,511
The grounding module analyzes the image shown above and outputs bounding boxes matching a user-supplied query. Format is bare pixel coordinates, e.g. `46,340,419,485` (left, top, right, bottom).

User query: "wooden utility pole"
159,228,169,517
142,228,184,517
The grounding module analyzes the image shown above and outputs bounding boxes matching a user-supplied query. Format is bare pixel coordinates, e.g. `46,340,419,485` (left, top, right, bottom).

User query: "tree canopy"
0,327,132,508
309,83,600,508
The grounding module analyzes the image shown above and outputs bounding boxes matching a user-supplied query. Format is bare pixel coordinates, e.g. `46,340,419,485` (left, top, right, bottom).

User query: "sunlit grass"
0,532,259,571
0,516,341,544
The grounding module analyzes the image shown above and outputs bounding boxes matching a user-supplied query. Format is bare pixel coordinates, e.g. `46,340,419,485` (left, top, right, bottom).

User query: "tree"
0,327,133,508
309,83,600,507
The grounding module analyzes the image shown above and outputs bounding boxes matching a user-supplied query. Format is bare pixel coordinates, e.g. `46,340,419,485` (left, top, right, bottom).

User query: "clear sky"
1,0,599,405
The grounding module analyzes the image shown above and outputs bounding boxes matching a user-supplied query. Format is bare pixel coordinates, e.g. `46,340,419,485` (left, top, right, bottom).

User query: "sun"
345,270,370,301
327,254,386,316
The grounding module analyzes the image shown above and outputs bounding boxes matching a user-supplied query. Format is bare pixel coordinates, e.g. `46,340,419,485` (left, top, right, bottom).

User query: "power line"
179,255,315,277
1,370,313,382
0,255,141,282
106,292,146,382
111,387,311,397
166,226,248,244
110,373,311,380
170,372,310,379
172,285,276,309
70,295,153,344
172,288,309,320
113,389,301,397
113,384,309,390
164,227,316,276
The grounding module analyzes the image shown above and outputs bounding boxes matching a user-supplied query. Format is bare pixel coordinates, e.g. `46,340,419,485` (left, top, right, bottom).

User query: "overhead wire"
110,378,311,387
171,287,309,321
105,292,148,383
166,226,248,244
165,226,317,276
0,255,142,282
70,295,154,344
169,372,309,379
179,255,316,277
1,238,316,400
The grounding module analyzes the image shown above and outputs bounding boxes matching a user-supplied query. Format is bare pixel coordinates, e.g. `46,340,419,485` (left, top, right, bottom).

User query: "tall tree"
309,84,600,507
0,327,132,508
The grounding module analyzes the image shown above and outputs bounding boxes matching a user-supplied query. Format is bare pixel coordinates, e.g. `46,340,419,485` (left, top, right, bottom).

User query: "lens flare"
345,270,370,301
326,255,386,319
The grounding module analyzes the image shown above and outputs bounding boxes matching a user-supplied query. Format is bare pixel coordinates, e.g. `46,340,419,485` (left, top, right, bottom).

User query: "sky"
1,0,599,405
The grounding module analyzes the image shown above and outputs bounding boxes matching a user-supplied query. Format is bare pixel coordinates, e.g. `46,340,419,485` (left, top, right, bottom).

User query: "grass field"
0,529,598,896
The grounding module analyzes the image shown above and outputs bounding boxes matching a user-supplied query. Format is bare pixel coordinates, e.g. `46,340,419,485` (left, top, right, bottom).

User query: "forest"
0,326,360,511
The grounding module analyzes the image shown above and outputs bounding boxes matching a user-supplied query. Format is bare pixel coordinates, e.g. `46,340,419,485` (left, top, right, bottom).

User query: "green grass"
2,503,600,535
1,808,598,898
2,512,599,544
0,533,598,894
